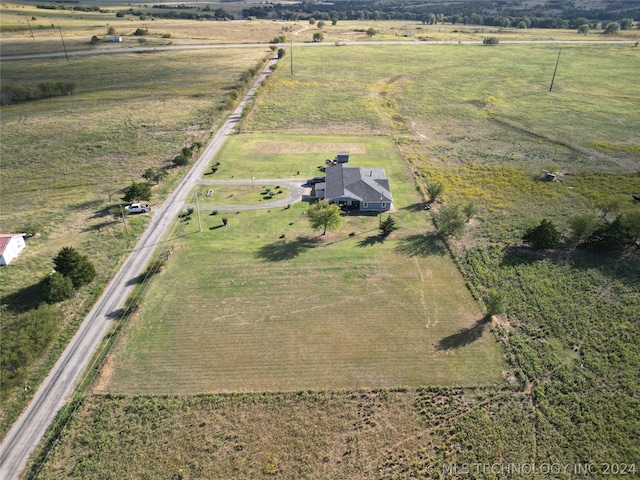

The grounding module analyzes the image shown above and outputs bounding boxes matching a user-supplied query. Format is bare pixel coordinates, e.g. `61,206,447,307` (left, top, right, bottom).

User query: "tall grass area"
0,48,270,432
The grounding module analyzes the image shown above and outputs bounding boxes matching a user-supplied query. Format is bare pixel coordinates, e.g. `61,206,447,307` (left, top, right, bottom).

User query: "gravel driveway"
193,178,311,210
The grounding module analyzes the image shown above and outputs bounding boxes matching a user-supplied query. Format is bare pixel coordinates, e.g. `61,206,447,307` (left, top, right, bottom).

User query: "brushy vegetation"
0,80,76,105
35,388,536,479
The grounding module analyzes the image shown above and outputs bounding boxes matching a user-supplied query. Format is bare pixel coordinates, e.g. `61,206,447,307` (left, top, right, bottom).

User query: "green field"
99,134,505,394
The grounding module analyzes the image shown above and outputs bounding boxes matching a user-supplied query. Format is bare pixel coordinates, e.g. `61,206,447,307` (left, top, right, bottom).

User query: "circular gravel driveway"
193,178,311,210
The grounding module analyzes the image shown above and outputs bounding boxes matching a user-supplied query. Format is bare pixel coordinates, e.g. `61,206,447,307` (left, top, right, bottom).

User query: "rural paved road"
0,55,279,480
1,39,636,61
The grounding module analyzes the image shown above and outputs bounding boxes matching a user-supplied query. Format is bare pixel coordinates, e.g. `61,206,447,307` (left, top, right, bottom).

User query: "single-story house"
0,233,26,266
321,163,393,212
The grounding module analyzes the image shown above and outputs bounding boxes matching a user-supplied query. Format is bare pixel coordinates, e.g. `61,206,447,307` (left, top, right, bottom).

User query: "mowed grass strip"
103,210,503,393
101,135,505,394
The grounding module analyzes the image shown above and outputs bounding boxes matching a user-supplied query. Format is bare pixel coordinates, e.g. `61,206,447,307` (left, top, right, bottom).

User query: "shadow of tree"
88,205,117,220
357,235,384,248
395,233,446,257
401,202,430,212
255,236,321,261
83,220,118,232
1,282,44,314
437,318,488,350
71,199,105,212
500,246,543,267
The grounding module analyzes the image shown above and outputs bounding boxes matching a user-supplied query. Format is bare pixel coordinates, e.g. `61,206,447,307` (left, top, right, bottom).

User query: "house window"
381,202,387,208
363,202,368,208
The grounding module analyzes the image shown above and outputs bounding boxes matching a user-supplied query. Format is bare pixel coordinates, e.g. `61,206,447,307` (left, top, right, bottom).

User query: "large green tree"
142,167,167,185
122,182,152,202
587,215,633,252
53,247,97,289
603,22,620,34
307,200,342,235
42,272,75,303
433,204,465,238
522,219,561,250
568,212,600,242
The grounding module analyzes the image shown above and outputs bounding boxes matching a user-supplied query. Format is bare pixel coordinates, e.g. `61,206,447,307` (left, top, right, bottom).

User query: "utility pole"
25,16,34,40
194,191,202,232
120,205,128,234
290,36,293,76
58,24,69,62
549,48,561,92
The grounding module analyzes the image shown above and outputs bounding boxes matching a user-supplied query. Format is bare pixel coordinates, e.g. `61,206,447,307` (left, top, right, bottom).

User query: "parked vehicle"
125,203,151,213
306,177,325,185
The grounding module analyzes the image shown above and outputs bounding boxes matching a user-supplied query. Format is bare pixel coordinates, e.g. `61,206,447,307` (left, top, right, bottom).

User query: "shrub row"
1,81,76,105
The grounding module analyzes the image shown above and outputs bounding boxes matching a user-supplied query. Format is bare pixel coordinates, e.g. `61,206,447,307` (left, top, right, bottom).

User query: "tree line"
1,81,76,106
241,0,638,27
116,7,233,21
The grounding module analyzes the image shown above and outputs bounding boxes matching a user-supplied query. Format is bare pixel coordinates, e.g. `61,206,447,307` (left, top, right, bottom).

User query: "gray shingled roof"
325,164,392,203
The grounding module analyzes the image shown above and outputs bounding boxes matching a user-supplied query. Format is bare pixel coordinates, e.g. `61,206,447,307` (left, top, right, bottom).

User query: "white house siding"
0,235,26,266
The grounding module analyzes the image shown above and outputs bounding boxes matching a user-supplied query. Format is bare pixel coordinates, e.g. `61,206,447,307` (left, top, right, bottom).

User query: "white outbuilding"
0,234,27,266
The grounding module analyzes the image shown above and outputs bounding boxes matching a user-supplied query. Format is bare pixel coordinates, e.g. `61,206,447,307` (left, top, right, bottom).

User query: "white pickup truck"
125,203,151,213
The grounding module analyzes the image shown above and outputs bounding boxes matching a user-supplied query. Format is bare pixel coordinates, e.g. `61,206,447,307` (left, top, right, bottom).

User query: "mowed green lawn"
101,134,505,393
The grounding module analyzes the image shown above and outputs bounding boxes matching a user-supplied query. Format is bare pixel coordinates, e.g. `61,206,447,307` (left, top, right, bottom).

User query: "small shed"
0,234,27,266
336,152,349,163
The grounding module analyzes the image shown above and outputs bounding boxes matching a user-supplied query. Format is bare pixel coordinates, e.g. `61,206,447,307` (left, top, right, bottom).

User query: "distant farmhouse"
312,153,393,212
0,233,26,266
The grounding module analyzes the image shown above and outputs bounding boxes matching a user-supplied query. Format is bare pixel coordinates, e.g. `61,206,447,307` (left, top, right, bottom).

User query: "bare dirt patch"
252,141,366,154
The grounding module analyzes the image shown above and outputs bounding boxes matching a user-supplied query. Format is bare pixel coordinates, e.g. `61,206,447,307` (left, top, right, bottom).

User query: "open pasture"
38,388,535,479
249,43,640,170
98,134,505,394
